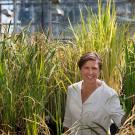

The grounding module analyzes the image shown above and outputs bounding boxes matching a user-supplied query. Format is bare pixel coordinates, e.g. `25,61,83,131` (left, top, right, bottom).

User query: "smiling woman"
78,52,102,104
63,52,125,135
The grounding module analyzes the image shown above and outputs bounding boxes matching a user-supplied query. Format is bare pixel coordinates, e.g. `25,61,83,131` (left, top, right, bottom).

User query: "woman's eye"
92,67,97,70
85,67,89,69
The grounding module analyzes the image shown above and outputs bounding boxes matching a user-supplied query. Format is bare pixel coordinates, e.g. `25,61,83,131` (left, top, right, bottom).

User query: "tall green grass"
122,40,135,114
0,29,83,134
0,32,65,134
69,0,127,92
0,1,134,135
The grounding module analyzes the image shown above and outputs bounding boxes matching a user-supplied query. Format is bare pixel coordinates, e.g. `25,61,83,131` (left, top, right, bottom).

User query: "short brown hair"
77,52,102,70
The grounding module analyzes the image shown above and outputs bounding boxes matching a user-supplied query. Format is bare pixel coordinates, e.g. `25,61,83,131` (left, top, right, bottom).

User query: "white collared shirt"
63,80,125,135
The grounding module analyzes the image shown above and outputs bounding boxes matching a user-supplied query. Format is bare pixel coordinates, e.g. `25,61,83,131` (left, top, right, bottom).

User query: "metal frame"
0,0,135,35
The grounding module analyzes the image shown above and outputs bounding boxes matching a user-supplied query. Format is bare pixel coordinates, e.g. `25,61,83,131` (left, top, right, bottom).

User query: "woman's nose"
89,69,93,74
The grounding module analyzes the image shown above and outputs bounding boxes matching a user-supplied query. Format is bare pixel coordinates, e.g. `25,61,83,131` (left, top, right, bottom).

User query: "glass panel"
0,0,135,35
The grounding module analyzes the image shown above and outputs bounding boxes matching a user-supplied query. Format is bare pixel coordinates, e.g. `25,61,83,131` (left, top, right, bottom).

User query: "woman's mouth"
87,75,93,79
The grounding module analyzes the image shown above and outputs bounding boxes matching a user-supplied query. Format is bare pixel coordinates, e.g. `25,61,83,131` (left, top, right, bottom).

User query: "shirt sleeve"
105,94,125,127
63,86,72,128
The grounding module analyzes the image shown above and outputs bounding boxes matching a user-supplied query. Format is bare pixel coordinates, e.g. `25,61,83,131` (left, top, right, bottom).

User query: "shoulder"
68,81,82,92
101,81,118,100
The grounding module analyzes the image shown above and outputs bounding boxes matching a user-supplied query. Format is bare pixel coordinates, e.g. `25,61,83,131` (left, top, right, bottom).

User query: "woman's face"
80,60,100,83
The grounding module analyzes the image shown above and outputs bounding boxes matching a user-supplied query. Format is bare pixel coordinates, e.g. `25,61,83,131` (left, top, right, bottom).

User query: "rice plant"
0,0,134,135
119,106,135,135
122,39,135,114
69,0,127,92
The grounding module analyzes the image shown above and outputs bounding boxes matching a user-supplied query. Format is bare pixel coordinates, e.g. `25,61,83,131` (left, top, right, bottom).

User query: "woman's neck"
82,79,101,92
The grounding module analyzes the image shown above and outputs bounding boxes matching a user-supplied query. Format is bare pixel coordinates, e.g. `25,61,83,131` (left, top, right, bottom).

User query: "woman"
63,52,125,135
